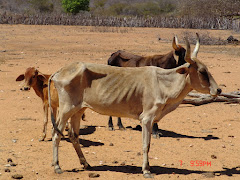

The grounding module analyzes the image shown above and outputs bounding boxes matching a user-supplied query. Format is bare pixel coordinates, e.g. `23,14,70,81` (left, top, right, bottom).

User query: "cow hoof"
152,134,160,139
119,127,125,131
39,136,45,141
152,132,162,139
108,127,115,131
55,168,63,174
143,173,153,178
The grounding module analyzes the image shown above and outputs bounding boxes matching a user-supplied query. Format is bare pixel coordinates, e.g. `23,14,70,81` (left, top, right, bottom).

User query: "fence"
0,13,238,31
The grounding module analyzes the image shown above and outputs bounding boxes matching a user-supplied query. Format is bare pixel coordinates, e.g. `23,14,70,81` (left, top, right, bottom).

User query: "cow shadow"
130,126,219,140
48,126,104,147
79,125,97,135
66,165,240,177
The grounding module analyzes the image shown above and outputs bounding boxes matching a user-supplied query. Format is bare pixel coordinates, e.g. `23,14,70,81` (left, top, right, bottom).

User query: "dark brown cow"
107,36,187,137
16,67,84,141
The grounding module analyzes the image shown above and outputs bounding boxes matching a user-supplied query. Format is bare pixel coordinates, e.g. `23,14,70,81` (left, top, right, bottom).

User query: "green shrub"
62,0,89,14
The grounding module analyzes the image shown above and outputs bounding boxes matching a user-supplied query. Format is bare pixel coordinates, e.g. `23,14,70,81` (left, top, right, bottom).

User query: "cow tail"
48,73,64,137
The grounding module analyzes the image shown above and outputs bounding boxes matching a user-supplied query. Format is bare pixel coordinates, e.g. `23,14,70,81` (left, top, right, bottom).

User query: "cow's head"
172,36,186,66
181,33,221,96
16,67,46,91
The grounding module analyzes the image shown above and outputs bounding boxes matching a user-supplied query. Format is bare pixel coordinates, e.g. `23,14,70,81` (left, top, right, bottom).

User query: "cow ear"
16,74,25,81
37,74,47,81
176,67,188,74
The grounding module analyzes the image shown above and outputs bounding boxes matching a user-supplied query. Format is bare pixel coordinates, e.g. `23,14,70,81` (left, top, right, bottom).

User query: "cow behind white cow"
48,35,221,178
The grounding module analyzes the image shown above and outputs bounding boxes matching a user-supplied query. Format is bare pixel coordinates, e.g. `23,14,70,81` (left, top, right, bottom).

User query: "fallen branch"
182,91,240,106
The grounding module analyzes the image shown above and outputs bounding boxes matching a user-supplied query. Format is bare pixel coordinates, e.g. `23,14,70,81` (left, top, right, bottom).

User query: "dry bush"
181,31,227,45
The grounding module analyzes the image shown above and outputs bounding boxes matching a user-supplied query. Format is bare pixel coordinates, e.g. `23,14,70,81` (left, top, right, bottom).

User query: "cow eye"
200,69,207,75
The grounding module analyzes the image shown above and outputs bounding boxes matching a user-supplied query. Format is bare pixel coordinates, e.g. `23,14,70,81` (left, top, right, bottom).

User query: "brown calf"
16,67,84,141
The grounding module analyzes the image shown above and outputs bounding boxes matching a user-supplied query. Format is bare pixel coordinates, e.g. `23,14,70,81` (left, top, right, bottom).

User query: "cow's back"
108,50,143,67
108,50,178,69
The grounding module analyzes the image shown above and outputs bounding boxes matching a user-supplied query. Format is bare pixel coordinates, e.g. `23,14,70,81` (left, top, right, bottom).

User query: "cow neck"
156,63,192,104
32,78,45,100
177,64,193,101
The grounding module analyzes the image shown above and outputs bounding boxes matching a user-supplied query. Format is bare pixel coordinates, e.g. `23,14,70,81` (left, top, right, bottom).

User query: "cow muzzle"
210,88,222,97
217,88,222,95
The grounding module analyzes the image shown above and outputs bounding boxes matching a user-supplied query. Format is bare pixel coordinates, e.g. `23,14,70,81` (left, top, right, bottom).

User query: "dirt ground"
0,24,240,180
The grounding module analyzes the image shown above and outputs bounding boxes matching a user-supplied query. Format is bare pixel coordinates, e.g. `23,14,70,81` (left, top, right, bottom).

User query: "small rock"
10,162,17,166
4,164,11,167
88,173,100,178
222,145,226,148
12,139,17,143
109,143,114,146
222,165,228,169
7,158,13,163
211,155,217,159
12,174,23,179
227,35,239,43
215,172,221,176
5,168,11,172
120,162,126,166
189,144,193,147
137,152,141,156
112,160,118,164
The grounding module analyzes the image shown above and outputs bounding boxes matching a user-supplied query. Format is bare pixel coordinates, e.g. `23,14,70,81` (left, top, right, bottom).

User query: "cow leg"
40,104,48,141
152,123,161,139
117,117,125,130
108,116,114,131
141,117,153,178
69,110,91,170
52,110,70,174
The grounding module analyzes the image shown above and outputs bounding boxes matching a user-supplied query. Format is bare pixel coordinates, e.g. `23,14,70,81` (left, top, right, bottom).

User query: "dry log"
182,91,240,106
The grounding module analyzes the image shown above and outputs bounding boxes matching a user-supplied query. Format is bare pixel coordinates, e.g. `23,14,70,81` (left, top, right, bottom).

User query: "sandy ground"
0,24,240,180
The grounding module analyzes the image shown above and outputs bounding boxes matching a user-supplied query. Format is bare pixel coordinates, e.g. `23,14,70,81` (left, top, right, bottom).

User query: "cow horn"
172,35,180,50
184,37,195,64
192,33,200,58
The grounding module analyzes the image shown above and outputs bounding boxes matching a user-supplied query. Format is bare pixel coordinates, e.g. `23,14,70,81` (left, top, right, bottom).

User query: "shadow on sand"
65,165,240,178
131,126,219,140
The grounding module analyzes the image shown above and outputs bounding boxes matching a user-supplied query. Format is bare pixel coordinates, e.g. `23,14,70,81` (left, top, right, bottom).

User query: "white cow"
48,36,221,178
